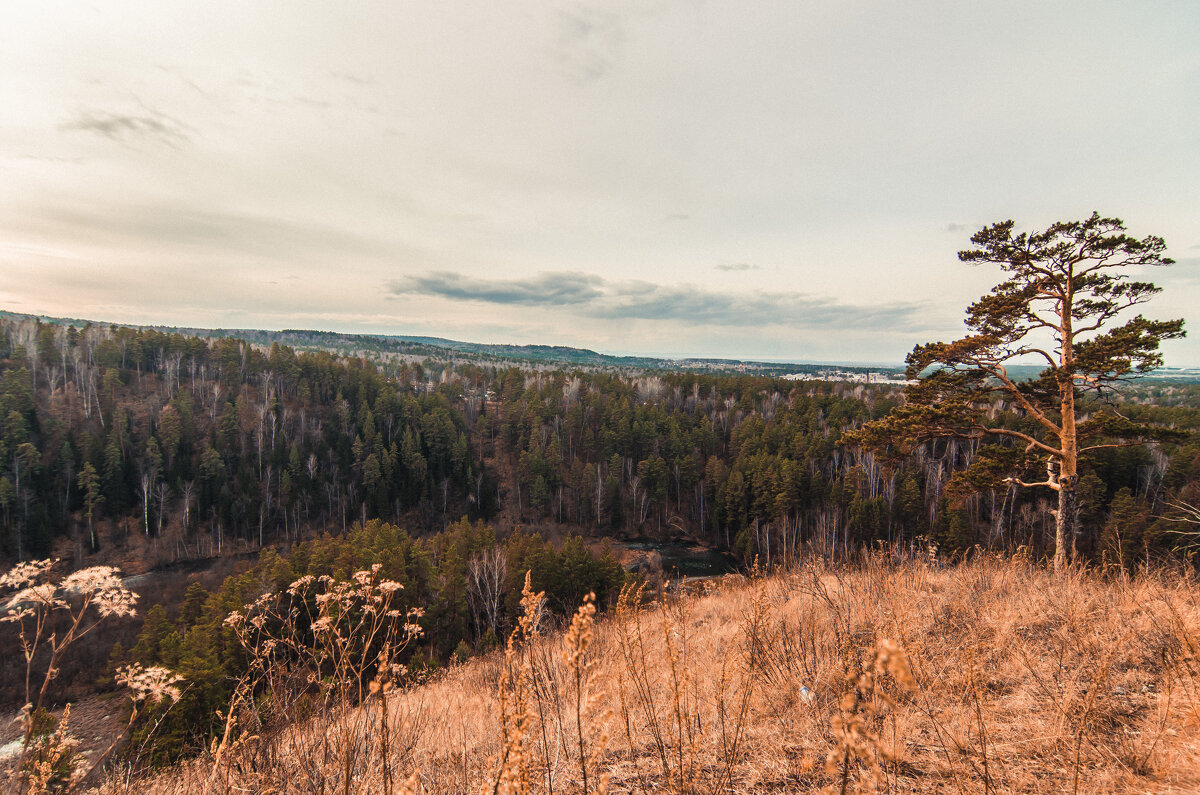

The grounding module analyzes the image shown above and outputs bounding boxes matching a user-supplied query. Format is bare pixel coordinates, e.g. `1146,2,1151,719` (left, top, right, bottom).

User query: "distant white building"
782,370,912,385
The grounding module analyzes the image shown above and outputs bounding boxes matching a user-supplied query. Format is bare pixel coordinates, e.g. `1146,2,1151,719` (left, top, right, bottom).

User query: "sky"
1,1,1198,365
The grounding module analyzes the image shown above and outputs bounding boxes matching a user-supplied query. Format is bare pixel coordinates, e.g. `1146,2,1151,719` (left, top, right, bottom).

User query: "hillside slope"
101,555,1200,794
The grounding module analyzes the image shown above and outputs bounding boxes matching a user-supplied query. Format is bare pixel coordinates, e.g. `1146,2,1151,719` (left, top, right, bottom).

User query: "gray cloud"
60,110,188,144
329,71,375,86
394,271,605,305
946,222,974,233
389,270,928,331
715,263,760,272
553,5,625,83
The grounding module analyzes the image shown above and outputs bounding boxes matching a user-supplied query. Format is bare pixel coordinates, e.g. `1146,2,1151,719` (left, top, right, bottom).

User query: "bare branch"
979,427,1062,458
1005,476,1060,491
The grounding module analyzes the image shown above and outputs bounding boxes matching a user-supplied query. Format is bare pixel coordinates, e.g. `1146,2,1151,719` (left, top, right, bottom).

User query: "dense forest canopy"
2,313,1199,571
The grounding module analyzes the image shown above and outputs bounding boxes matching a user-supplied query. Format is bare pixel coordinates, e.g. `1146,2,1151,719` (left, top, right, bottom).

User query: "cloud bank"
389,270,927,331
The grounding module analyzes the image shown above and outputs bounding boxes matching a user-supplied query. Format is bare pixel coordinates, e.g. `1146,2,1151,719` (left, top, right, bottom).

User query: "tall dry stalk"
712,576,769,791
613,582,673,784
660,593,700,793
483,571,542,795
826,637,915,794
562,592,608,794
0,560,180,794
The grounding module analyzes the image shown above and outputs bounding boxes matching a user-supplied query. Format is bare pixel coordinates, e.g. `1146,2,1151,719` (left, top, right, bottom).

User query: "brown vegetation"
79,551,1200,794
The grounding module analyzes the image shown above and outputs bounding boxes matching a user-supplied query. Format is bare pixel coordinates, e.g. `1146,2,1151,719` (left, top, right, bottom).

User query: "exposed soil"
0,695,127,785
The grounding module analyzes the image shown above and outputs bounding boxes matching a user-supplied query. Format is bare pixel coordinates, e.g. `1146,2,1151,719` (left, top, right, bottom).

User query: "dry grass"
95,554,1200,793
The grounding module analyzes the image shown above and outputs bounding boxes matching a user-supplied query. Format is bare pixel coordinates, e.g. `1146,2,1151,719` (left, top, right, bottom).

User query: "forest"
2,314,1197,571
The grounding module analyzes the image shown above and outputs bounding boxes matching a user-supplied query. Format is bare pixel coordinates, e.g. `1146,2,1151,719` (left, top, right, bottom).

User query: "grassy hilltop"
99,554,1200,794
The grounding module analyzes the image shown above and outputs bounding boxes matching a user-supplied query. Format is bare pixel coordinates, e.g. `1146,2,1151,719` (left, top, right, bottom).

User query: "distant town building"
782,369,912,385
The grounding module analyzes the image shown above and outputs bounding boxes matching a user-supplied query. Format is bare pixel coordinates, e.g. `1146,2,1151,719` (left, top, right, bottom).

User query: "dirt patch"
0,695,127,782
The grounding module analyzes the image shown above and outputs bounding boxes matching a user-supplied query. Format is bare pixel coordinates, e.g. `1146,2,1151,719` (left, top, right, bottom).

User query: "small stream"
614,539,739,578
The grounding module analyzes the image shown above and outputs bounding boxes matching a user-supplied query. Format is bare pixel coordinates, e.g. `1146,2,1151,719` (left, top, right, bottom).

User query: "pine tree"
846,213,1185,569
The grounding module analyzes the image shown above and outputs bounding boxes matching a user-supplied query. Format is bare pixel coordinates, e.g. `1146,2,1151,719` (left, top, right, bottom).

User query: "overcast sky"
2,1,1197,364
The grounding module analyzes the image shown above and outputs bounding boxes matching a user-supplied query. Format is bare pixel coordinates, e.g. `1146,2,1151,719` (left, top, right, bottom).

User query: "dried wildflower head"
516,571,546,641
25,702,83,794
47,566,139,618
562,592,597,671
825,637,917,792
370,643,409,696
5,583,67,614
60,566,118,594
286,574,315,596
0,559,56,589
116,663,184,704
873,637,915,693
615,580,646,618
825,670,885,792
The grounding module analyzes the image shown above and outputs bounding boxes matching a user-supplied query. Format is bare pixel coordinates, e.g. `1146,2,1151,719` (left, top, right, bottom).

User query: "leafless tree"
466,547,507,639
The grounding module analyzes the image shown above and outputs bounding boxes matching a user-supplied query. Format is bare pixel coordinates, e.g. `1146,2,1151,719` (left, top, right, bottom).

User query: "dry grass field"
93,553,1200,794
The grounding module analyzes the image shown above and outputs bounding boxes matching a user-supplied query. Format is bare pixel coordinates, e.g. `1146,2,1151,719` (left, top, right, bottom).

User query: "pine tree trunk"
1054,478,1078,571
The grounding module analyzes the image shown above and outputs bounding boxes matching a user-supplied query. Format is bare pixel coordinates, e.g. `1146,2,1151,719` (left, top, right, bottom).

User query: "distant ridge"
19,308,1199,382
0,308,911,378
